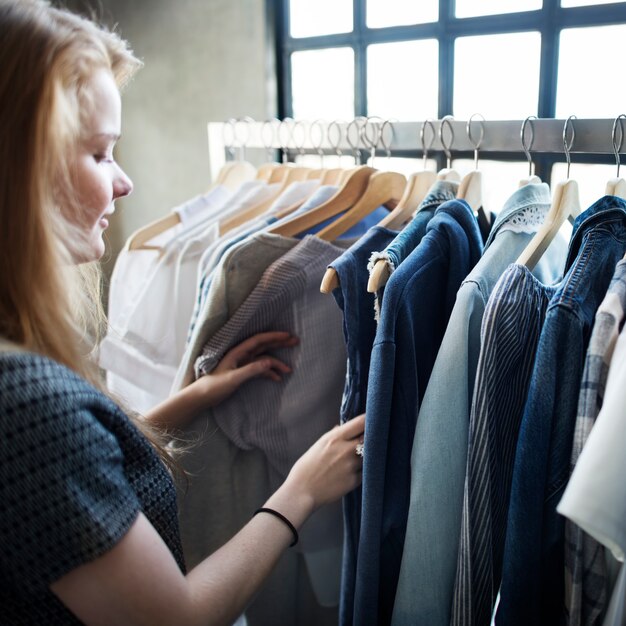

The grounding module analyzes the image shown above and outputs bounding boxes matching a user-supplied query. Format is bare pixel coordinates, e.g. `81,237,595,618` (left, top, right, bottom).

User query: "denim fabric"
369,179,458,274
454,264,557,626
496,195,626,626
354,200,483,626
559,260,626,626
392,183,566,626
327,225,399,626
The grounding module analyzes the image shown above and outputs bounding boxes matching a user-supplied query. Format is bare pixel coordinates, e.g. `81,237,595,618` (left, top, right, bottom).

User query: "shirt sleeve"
0,374,141,592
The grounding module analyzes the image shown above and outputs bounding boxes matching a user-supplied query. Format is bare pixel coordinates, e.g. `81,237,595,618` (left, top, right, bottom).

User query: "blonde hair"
0,1,174,461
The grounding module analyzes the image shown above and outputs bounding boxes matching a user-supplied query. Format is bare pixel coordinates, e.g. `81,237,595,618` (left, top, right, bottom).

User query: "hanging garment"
354,199,484,626
102,190,235,413
603,565,626,626
186,181,329,343
367,180,458,309
192,235,354,611
174,232,301,391
557,259,626,626
496,196,626,626
325,225,401,626
452,262,556,626
393,183,566,626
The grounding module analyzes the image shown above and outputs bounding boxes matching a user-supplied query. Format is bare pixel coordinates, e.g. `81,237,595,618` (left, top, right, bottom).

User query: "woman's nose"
114,165,133,199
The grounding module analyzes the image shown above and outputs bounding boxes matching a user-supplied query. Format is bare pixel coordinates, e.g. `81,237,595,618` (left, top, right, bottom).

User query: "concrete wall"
61,0,276,269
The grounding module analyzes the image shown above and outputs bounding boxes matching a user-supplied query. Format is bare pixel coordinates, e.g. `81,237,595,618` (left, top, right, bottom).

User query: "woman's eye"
94,154,113,163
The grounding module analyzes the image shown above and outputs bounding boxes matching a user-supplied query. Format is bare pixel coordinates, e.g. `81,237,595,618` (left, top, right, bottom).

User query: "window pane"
291,48,354,120
456,0,542,18
453,159,531,215
367,40,438,120
454,32,541,120
561,0,624,7
557,25,626,118
552,163,620,210
289,0,352,38
367,0,438,28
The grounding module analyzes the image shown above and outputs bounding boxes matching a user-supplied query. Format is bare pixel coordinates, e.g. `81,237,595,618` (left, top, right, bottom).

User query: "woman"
0,1,365,624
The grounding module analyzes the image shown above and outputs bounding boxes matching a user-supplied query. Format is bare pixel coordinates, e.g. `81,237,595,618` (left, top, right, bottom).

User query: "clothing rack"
207,118,625,183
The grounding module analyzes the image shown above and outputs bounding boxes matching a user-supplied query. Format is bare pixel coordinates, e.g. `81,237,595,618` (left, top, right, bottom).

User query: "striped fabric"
451,264,557,626
194,235,348,553
563,259,626,626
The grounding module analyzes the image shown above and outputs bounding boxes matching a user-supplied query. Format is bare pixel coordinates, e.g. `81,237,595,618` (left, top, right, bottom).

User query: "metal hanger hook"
261,118,279,161
328,120,344,158
563,115,577,179
235,116,254,161
611,114,626,178
310,119,326,167
467,113,485,170
362,116,383,166
520,115,537,177
222,118,237,160
420,119,436,169
347,116,367,165
292,119,307,158
278,117,295,164
380,118,395,162
439,115,455,168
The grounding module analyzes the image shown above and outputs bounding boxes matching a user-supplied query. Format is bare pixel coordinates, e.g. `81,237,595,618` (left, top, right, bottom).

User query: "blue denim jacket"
328,225,400,626
369,179,459,274
354,200,483,626
496,195,626,626
392,183,567,626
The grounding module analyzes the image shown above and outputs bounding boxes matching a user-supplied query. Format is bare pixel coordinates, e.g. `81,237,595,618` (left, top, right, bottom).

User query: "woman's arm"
51,414,365,626
144,331,299,430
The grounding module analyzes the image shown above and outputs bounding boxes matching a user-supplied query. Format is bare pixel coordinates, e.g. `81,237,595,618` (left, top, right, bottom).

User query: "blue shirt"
354,200,484,625
497,195,626,626
328,225,400,626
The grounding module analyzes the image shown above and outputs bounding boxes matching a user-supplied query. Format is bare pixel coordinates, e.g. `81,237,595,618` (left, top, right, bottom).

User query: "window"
367,40,439,120
453,32,541,120
278,0,626,182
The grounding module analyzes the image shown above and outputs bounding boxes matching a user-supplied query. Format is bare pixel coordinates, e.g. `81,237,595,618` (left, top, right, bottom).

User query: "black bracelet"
253,507,299,547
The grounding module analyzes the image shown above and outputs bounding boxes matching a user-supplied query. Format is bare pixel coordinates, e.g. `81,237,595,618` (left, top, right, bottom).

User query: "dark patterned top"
0,351,185,624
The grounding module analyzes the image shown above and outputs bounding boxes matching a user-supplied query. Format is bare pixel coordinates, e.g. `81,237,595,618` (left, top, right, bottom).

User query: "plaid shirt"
564,259,626,626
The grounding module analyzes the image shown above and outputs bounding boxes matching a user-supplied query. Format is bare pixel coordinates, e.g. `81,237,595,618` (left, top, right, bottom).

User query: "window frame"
274,0,626,177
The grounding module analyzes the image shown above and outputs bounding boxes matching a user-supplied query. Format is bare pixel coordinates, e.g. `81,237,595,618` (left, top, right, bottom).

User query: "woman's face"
70,69,133,261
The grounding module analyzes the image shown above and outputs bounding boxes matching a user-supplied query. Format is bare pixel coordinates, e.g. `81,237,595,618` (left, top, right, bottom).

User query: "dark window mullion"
354,0,367,120
538,0,559,118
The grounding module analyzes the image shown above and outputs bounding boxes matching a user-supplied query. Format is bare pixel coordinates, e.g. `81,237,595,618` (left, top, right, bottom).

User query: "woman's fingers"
338,413,366,440
228,356,292,387
228,332,299,361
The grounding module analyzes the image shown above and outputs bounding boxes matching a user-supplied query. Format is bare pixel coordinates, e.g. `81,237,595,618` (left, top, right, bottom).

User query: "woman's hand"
193,331,299,406
145,331,298,430
266,414,366,521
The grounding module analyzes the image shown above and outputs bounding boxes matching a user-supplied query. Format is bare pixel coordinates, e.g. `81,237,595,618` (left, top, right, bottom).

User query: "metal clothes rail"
207,118,626,182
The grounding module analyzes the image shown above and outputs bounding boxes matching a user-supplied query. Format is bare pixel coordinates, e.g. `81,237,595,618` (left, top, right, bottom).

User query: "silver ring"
355,443,364,457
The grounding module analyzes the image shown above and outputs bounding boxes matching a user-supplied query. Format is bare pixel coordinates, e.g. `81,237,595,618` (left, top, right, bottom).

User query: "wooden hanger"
219,165,311,235
127,212,180,251
366,169,460,293
606,178,626,198
320,168,344,185
516,179,581,270
376,171,438,230
316,171,406,242
517,116,582,271
218,160,257,190
268,166,376,238
255,162,280,181
318,171,406,292
519,174,542,187
457,170,485,215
